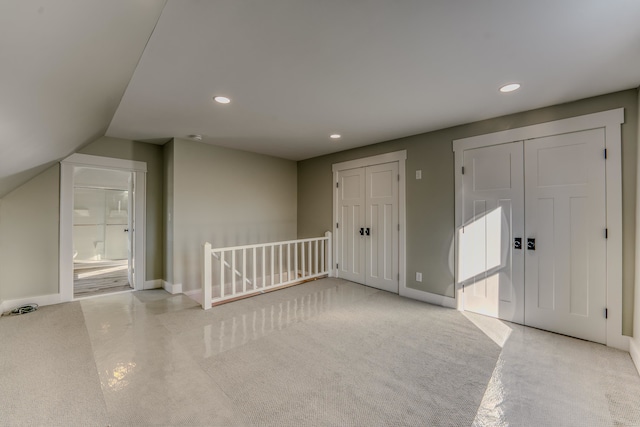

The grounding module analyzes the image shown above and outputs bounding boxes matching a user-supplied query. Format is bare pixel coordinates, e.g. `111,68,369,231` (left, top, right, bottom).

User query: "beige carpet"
0,302,108,425
197,285,501,426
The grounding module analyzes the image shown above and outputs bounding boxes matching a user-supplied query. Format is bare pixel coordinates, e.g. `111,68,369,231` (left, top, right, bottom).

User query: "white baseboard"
0,293,62,314
144,279,163,290
163,281,182,295
400,286,456,309
630,337,640,377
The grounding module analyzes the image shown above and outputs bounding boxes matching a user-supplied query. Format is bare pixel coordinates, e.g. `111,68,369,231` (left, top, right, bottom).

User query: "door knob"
514,237,522,249
365,228,370,236
124,228,129,232
527,238,536,250
359,228,364,236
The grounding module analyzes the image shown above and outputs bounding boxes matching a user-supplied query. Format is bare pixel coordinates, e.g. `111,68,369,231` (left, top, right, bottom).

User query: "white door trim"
59,153,147,302
453,108,626,350
332,150,407,295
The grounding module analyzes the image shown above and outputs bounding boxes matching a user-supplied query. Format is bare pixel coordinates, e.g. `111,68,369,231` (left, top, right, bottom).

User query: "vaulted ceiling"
2,0,640,197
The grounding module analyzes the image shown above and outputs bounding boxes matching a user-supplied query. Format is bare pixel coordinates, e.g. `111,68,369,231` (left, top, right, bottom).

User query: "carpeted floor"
0,302,109,425
193,284,501,426
1,278,640,426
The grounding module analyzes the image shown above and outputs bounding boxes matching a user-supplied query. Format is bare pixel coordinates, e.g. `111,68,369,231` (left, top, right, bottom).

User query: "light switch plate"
416,170,422,180
416,272,422,282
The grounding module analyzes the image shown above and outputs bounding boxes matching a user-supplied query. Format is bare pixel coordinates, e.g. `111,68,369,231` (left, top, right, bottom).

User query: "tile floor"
2,278,640,426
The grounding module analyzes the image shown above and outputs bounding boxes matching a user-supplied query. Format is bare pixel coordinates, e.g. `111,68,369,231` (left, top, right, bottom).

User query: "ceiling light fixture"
189,134,203,141
499,83,521,93
330,134,341,139
213,96,231,104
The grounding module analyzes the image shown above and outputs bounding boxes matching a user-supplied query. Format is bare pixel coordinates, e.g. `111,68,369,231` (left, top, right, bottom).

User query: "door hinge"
336,222,339,229
605,228,608,239
605,308,608,319
336,182,339,188
604,149,608,159
336,263,339,269
461,166,465,175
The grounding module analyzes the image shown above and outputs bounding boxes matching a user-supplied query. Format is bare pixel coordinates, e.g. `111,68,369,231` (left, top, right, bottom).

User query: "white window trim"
59,153,147,302
332,150,407,296
452,108,627,350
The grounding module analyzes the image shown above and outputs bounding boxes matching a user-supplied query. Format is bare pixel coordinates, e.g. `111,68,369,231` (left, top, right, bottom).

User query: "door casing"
60,153,147,301
453,108,626,350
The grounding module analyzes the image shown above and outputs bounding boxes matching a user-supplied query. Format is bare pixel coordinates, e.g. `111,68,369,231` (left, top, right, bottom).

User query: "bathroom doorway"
60,154,146,301
72,168,133,298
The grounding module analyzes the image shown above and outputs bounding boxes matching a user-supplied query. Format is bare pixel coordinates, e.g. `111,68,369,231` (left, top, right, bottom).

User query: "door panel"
460,142,524,323
524,128,607,344
365,162,399,293
337,168,365,283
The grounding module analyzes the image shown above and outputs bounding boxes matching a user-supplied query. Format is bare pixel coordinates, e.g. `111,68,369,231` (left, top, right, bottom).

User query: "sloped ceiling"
2,1,640,197
0,0,166,197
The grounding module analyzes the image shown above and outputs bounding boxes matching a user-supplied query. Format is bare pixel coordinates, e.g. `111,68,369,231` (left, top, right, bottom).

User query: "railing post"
301,242,306,278
294,242,298,279
252,248,257,290
325,231,333,277
307,241,312,277
203,242,212,310
314,240,319,275
242,248,247,294
270,245,275,287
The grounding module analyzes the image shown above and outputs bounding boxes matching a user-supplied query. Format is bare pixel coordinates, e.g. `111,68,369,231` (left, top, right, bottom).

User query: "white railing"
202,232,332,309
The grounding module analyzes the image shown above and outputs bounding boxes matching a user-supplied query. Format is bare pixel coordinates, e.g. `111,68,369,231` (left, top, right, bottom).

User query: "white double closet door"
337,162,399,293
460,128,607,343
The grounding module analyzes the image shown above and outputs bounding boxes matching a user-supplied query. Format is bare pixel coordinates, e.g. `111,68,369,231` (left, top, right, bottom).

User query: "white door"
524,129,607,344
365,162,399,293
127,174,134,287
459,129,607,343
459,142,524,323
337,162,399,293
337,168,365,284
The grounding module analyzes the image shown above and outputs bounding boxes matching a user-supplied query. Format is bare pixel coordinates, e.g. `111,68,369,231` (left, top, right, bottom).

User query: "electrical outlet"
416,170,422,180
416,272,422,282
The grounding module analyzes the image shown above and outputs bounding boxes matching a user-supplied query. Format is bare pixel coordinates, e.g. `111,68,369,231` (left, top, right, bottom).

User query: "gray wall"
163,140,174,284
167,138,297,292
298,89,638,336
0,165,60,300
634,88,640,358
79,137,164,280
0,136,165,304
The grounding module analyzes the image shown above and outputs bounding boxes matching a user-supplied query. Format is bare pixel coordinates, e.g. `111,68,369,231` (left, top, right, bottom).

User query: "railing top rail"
209,235,329,253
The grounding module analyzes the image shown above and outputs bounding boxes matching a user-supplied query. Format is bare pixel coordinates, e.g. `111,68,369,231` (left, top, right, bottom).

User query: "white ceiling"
2,0,640,197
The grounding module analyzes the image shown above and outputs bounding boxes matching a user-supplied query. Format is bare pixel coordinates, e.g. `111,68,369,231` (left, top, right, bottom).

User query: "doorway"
333,151,406,294
72,168,133,298
453,109,625,348
60,154,147,301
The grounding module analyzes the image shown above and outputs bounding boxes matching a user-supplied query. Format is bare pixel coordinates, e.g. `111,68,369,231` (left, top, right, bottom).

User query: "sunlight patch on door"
458,206,503,282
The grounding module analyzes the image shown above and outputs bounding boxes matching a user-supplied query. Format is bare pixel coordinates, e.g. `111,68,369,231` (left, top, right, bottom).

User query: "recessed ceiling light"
330,134,341,139
213,96,231,104
189,134,202,141
499,83,521,93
